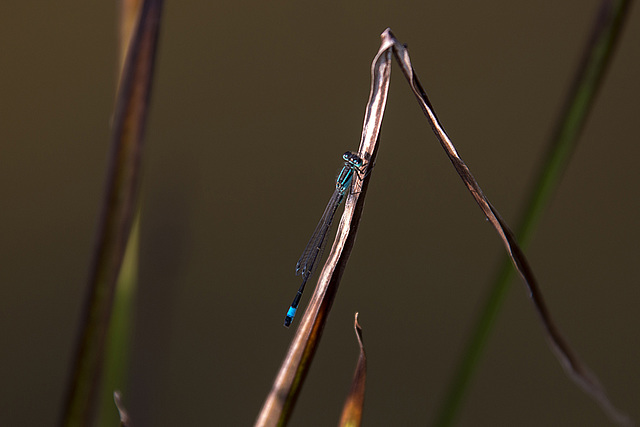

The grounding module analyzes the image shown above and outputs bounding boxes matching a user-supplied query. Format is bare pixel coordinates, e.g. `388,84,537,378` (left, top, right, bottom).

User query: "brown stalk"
255,36,394,427
59,2,164,426
384,28,630,426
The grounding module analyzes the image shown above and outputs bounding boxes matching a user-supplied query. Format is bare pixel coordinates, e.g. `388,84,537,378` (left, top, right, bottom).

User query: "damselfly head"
342,151,364,168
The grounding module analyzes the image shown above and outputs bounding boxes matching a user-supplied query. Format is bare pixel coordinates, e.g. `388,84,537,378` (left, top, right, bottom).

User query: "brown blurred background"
1,2,638,426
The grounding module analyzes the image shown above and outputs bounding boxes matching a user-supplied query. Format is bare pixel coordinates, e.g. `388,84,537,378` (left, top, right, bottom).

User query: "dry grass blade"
435,2,633,424
96,2,145,425
339,313,367,427
382,28,631,425
113,391,133,427
255,36,394,427
59,1,164,426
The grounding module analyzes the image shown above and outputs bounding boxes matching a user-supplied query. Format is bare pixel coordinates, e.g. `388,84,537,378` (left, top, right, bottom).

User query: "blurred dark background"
1,2,638,426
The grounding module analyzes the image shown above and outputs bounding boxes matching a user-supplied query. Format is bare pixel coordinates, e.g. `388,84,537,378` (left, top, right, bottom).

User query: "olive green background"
1,2,638,426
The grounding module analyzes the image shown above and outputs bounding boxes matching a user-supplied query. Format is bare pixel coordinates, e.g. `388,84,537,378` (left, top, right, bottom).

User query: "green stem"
97,213,138,427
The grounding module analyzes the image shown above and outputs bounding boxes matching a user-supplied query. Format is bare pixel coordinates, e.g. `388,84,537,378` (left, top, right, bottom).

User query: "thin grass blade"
97,3,146,424
339,313,367,427
97,216,139,427
59,2,164,426
383,27,631,425
434,1,633,425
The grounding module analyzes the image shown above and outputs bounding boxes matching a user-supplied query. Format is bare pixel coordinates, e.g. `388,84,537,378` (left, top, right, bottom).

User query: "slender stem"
59,2,164,425
95,3,144,424
255,36,394,427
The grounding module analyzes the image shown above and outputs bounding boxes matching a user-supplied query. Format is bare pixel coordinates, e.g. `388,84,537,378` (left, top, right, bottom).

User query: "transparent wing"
295,188,345,281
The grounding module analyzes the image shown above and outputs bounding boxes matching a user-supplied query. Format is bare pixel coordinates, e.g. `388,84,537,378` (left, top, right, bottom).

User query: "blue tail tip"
284,307,297,328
